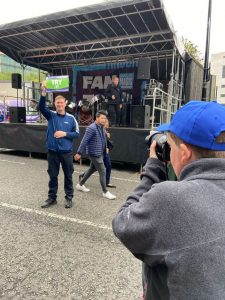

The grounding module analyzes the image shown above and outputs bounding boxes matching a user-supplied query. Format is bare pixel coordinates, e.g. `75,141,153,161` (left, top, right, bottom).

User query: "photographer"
112,101,225,299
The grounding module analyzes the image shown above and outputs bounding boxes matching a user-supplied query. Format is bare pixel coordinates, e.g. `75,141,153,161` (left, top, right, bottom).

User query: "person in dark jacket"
74,110,116,200
103,118,116,188
113,101,225,300
105,76,123,126
39,81,79,209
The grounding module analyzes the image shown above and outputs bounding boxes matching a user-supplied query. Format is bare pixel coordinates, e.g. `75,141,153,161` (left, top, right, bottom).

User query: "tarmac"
0,151,143,300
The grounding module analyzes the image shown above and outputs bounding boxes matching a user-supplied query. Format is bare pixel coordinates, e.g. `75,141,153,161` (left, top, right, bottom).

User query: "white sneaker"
103,191,116,200
76,183,90,192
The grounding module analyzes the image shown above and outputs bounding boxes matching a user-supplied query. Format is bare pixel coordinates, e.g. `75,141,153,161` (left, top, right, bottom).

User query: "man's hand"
74,154,81,161
119,104,122,109
54,131,67,138
41,80,47,97
149,140,158,159
112,95,116,100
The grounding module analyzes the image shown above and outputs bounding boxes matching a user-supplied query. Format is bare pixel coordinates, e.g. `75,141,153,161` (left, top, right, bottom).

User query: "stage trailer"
0,0,188,163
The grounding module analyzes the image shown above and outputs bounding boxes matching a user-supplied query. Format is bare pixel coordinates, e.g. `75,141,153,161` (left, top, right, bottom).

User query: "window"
221,85,225,89
222,66,225,78
220,94,225,97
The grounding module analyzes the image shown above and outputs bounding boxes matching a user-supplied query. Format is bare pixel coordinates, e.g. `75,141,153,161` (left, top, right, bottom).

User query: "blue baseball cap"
157,101,225,150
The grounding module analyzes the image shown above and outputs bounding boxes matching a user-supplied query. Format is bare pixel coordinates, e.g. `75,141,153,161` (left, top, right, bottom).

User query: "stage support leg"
167,47,176,123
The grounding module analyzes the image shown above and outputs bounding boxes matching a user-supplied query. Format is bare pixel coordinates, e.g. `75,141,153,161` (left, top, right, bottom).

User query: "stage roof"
0,0,184,72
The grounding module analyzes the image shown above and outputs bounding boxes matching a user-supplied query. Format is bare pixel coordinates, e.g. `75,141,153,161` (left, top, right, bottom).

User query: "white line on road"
0,159,25,165
74,170,139,183
0,157,139,182
110,175,139,183
0,202,112,231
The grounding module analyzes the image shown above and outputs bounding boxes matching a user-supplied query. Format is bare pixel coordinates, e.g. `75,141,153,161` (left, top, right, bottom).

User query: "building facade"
211,52,225,104
0,52,47,99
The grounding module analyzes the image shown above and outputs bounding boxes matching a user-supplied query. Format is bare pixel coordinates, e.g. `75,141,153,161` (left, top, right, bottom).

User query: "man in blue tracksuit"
39,81,79,209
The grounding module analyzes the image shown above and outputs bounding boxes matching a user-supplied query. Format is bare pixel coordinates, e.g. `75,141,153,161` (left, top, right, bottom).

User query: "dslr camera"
145,131,170,161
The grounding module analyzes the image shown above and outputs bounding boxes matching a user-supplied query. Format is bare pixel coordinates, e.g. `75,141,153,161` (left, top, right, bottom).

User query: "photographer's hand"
149,140,158,159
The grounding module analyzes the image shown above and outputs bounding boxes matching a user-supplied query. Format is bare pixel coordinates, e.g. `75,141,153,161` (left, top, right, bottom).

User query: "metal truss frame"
0,0,182,71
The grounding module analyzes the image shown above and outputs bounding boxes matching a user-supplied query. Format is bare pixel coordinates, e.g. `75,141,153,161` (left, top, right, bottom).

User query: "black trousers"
107,103,121,126
47,150,74,201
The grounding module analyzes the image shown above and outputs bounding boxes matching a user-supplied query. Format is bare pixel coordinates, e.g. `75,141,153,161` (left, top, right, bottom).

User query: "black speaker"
131,105,150,128
120,103,131,126
137,58,151,80
12,73,22,89
9,107,26,123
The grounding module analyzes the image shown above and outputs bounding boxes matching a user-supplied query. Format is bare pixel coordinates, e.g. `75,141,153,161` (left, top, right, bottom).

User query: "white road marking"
74,170,139,183
0,159,25,165
0,156,139,182
0,202,112,231
110,176,139,183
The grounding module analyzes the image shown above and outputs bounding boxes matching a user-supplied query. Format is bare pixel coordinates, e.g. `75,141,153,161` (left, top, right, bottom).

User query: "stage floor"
0,123,149,164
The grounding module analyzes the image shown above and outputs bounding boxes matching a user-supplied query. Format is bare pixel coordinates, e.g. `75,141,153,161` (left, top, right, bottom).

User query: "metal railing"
0,94,45,123
144,87,181,129
143,76,183,129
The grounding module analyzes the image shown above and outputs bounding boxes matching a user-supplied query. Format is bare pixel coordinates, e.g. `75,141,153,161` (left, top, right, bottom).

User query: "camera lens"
145,131,170,161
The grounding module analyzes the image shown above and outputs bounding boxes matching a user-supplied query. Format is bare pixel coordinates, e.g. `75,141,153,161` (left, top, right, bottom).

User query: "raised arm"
38,81,51,120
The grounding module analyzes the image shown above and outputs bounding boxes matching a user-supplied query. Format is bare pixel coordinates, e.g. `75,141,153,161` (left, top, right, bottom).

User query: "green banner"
46,76,69,92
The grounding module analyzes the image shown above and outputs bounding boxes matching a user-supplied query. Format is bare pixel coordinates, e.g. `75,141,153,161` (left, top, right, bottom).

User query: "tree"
182,38,204,65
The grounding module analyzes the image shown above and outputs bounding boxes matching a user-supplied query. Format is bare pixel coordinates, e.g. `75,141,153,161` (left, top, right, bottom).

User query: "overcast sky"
0,0,224,58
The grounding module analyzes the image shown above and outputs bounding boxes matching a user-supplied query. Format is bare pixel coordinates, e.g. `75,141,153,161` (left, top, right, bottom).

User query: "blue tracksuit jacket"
39,96,79,152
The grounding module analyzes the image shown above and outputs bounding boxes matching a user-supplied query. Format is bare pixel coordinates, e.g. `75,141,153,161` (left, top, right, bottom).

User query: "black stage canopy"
0,0,183,72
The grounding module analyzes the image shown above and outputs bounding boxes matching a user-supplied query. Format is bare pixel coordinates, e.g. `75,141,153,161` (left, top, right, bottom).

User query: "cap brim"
156,123,170,132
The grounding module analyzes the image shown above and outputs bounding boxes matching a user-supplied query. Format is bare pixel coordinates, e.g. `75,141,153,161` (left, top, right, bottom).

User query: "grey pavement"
0,151,142,300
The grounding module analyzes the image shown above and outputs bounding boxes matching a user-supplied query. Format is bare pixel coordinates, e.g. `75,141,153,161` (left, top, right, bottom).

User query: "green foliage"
183,38,204,65
0,54,47,82
0,71,46,82
24,72,46,82
0,72,13,80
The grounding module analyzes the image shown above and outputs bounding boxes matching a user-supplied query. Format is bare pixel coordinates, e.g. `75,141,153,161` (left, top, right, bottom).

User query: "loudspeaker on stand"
9,107,26,123
11,73,22,89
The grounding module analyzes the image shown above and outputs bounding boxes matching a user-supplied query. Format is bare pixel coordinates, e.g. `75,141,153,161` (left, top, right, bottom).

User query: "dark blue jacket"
39,96,79,152
77,122,106,157
105,83,123,104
